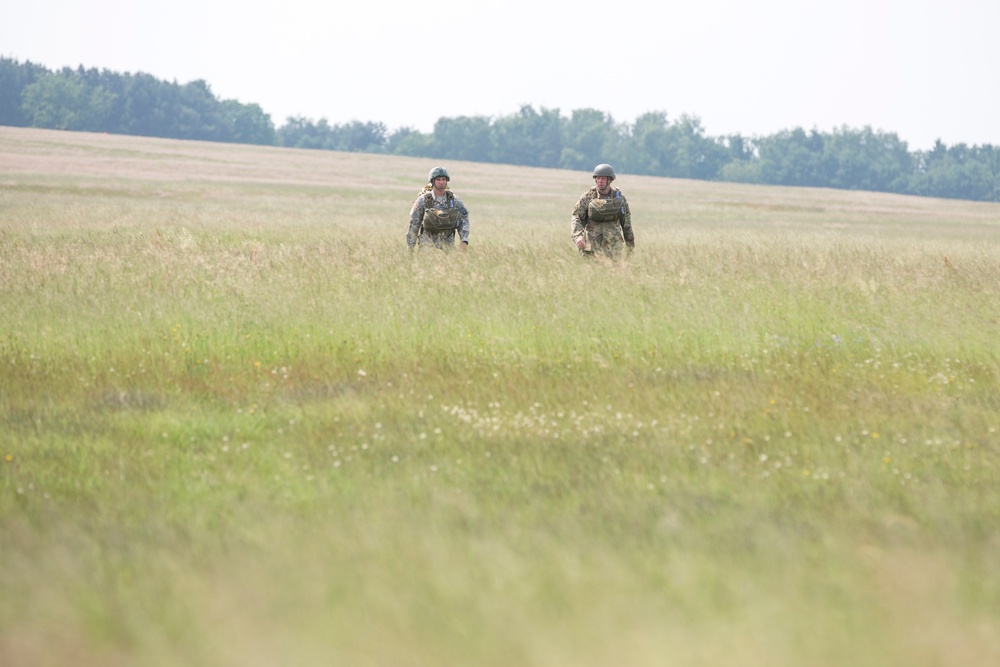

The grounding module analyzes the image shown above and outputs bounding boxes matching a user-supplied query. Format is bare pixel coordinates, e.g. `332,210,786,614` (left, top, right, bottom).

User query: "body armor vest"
422,191,461,232
587,189,624,223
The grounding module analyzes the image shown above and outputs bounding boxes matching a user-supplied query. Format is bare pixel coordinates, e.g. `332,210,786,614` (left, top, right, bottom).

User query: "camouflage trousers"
582,222,625,259
419,229,458,250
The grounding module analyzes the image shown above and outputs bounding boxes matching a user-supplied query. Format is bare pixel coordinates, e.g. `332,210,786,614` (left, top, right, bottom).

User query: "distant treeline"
3,57,998,202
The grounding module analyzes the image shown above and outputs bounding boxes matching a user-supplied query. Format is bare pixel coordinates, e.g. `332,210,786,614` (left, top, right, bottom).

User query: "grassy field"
2,126,999,667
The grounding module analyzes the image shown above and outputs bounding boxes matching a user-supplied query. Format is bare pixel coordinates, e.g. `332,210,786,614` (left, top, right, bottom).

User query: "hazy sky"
4,0,998,150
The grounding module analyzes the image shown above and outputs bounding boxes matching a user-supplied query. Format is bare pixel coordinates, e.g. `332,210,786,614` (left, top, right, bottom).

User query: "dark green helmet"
428,166,450,182
593,164,616,181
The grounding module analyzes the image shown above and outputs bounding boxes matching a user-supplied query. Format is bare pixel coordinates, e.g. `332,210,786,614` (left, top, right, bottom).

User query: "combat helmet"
592,164,616,181
428,166,450,182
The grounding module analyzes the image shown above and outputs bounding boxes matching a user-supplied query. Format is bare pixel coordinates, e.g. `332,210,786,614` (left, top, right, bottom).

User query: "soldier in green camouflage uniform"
407,166,470,251
571,164,634,259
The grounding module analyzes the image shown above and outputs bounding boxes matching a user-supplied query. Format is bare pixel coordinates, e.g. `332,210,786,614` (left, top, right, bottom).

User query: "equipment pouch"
422,207,460,232
588,197,623,223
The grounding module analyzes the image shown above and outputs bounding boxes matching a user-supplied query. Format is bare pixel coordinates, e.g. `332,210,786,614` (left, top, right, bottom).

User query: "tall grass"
2,127,999,666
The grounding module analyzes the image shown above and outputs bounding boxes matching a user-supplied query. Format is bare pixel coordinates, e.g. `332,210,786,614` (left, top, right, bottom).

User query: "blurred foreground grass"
1,127,999,666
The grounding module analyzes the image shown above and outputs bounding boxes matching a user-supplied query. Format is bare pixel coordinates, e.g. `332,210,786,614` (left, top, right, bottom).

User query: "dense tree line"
3,57,998,202
1,57,275,145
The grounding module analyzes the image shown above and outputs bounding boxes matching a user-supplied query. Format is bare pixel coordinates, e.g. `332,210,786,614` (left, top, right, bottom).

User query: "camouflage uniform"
407,186,470,250
571,186,634,259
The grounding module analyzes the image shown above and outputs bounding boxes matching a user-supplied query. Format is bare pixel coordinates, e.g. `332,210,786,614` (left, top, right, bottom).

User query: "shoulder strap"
424,190,455,204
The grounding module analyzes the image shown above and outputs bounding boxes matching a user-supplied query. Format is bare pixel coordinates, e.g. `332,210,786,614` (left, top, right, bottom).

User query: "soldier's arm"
454,195,470,244
620,196,634,248
406,196,424,248
571,194,589,243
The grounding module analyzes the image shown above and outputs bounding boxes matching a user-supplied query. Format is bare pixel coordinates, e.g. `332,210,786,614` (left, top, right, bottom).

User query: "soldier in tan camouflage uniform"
407,166,470,251
571,163,634,259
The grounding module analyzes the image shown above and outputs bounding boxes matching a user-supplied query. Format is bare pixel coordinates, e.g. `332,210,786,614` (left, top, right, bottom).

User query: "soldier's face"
594,176,611,192
432,177,448,192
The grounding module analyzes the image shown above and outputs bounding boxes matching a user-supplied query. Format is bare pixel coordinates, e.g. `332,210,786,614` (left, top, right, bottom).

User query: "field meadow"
1,126,999,666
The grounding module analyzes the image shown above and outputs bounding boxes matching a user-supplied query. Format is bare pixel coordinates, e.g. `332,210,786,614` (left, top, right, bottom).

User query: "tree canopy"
2,57,997,202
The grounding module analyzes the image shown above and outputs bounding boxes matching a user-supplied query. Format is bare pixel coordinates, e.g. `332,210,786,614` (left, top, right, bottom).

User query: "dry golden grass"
2,126,999,667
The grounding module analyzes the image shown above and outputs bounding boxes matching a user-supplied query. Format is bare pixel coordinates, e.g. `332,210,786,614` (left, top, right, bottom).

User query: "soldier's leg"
605,232,624,259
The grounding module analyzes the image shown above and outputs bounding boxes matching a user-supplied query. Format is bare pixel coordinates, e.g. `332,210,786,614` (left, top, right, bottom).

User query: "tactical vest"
587,189,624,223
421,191,461,232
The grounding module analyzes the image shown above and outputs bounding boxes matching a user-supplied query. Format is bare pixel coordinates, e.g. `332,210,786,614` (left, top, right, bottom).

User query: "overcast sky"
4,0,998,150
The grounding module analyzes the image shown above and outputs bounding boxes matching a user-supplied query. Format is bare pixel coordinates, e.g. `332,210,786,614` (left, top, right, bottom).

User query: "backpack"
587,189,624,223
421,190,461,232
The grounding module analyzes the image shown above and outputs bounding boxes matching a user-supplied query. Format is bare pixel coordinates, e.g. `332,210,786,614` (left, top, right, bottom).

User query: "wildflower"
4,454,12,462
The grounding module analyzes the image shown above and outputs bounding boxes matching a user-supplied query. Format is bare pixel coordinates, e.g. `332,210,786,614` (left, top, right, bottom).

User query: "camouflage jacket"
571,186,634,247
407,187,470,248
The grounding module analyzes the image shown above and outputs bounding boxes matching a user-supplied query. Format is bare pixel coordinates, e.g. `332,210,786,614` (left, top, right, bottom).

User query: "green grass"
2,126,999,666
